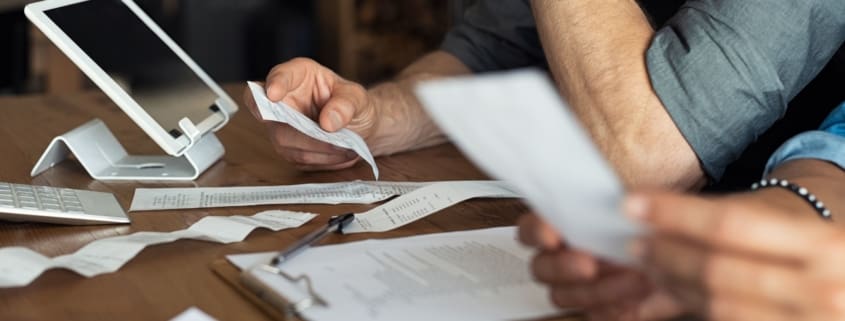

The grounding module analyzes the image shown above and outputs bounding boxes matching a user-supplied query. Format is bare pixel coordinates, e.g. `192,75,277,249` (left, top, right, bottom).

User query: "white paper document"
248,81,379,179
343,181,520,233
228,227,563,321
169,307,218,321
130,180,430,211
0,210,316,288
416,70,645,264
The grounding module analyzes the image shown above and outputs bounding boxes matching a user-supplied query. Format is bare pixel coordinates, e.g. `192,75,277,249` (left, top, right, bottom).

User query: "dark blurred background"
0,0,470,95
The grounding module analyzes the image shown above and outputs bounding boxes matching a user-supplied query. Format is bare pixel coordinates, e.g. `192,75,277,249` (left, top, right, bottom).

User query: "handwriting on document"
0,210,316,288
248,81,379,179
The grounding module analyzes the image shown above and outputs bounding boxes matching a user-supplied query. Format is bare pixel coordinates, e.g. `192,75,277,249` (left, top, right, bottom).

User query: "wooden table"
0,86,577,321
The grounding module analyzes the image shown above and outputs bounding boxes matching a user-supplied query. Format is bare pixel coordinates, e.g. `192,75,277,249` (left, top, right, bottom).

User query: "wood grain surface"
0,85,580,321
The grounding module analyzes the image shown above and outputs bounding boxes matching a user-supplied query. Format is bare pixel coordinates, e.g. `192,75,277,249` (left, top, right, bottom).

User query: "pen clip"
332,213,356,234
270,213,356,266
243,263,329,317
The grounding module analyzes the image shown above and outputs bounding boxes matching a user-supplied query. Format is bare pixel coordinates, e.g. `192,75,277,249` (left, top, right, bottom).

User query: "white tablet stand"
31,118,223,181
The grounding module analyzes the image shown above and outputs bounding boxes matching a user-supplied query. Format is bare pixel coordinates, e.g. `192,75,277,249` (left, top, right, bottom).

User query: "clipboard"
211,257,587,321
210,259,296,321
211,223,589,321
211,213,353,320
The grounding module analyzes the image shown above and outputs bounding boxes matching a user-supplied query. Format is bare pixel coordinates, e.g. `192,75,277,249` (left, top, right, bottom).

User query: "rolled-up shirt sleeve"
646,0,845,180
441,0,545,72
764,102,845,176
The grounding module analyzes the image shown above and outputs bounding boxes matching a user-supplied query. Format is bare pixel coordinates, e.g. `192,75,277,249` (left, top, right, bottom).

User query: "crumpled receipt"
248,81,379,179
0,210,317,288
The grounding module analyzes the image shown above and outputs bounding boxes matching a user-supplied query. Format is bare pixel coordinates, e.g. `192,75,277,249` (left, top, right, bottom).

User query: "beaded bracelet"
751,178,832,220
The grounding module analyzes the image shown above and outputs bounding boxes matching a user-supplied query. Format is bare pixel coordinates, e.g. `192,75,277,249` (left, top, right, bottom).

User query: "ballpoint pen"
270,213,356,266
242,213,355,314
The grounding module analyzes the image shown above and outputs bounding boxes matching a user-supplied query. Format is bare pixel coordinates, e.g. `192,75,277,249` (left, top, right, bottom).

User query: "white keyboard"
0,182,129,225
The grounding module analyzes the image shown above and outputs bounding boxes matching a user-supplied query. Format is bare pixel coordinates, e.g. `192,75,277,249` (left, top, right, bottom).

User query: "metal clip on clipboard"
239,213,355,319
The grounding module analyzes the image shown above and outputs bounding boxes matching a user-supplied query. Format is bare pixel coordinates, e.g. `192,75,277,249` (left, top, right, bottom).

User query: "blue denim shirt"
764,102,845,176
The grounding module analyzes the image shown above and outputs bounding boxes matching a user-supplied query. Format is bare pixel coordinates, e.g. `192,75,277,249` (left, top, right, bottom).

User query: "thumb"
319,80,368,132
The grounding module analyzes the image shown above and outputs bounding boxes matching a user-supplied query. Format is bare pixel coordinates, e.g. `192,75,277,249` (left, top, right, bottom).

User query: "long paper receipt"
130,180,520,234
343,181,520,233
248,81,379,179
416,70,645,265
0,210,316,288
229,227,563,321
130,180,430,211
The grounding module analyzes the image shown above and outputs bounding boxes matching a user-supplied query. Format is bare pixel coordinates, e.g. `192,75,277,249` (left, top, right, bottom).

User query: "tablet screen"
45,0,219,138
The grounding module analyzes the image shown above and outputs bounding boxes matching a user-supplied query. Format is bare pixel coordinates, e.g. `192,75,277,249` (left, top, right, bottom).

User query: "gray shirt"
441,0,845,181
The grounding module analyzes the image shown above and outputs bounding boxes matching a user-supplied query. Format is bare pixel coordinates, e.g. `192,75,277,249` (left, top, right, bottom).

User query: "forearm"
365,51,471,155
530,0,705,190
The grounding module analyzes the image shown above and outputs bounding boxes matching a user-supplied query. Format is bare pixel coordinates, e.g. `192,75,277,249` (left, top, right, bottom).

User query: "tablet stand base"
31,119,223,181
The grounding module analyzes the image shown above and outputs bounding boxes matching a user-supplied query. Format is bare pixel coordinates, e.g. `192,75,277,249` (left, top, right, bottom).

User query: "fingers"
634,291,687,321
265,58,331,108
531,249,599,283
263,58,369,133
585,300,641,321
280,147,358,167
270,125,352,155
548,270,650,309
708,295,798,321
292,157,360,172
253,58,375,173
267,125,359,169
517,214,563,250
584,290,686,321
626,192,828,261
319,80,368,132
643,236,808,310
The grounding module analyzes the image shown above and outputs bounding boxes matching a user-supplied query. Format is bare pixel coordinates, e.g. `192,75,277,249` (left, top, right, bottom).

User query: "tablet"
25,0,238,156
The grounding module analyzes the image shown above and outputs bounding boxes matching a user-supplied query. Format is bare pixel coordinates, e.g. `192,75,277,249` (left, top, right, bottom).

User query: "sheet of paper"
130,180,430,211
248,81,379,179
228,227,563,321
169,307,218,321
342,181,520,233
416,70,645,265
0,210,316,288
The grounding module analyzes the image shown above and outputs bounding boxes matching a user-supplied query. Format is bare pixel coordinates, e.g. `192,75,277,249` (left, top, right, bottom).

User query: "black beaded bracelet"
751,178,832,221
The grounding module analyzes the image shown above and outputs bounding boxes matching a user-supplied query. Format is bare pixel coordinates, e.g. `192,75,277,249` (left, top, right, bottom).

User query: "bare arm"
365,51,472,156
530,0,705,190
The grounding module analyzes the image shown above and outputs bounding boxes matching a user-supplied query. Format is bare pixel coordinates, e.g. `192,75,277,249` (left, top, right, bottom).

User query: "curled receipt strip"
130,180,431,212
248,81,379,179
343,181,521,233
2,181,520,288
0,210,317,288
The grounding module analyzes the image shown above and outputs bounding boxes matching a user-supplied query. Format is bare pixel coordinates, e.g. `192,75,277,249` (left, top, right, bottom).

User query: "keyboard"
0,182,129,225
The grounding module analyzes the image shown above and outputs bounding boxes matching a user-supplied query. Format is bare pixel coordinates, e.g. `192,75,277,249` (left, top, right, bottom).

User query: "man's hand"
517,214,685,321
628,192,845,321
244,52,471,171
243,58,375,171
